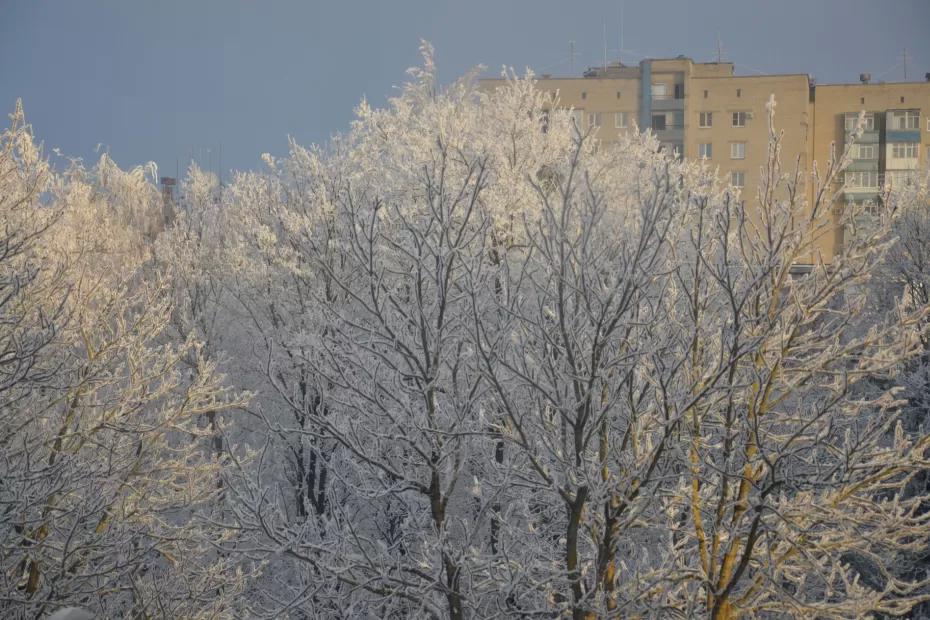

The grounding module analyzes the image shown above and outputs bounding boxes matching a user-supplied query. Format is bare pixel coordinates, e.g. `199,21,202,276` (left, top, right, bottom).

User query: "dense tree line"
3,46,930,618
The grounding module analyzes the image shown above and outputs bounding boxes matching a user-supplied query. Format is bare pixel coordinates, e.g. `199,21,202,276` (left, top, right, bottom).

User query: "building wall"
686,74,817,258
812,83,930,257
522,76,641,141
481,59,930,264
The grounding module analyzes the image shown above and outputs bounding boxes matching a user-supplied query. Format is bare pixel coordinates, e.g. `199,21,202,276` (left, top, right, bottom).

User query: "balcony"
886,130,921,143
843,189,880,202
845,129,879,143
652,94,685,111
845,160,879,172
651,123,684,142
885,110,920,141
842,172,880,201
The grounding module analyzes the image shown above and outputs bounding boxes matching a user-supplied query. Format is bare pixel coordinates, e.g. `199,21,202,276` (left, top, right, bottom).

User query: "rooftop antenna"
570,40,576,74
603,22,607,71
715,33,724,63
619,0,624,65
903,48,908,80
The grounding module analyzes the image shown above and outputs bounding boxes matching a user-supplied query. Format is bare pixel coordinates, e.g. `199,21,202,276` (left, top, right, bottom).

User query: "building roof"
481,55,930,88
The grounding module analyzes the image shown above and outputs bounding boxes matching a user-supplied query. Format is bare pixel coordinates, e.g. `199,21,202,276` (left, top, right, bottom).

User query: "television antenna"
619,0,624,65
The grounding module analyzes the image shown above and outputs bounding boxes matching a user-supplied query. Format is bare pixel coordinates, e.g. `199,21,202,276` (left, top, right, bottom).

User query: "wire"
873,58,902,82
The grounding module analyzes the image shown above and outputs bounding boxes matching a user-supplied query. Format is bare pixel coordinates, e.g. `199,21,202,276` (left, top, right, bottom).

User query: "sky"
3,0,930,179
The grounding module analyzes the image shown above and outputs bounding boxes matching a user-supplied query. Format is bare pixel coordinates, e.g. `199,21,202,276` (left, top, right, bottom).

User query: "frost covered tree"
640,102,930,619
155,164,236,467
0,103,247,619
877,174,930,424
7,44,930,620
215,48,930,619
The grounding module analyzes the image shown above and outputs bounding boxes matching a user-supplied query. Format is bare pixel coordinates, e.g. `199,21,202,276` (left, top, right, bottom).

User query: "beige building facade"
481,56,930,264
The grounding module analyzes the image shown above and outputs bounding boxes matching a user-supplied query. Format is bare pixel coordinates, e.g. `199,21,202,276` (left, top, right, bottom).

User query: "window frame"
857,144,876,159
845,170,878,188
731,171,745,187
614,112,628,129
845,112,875,131
588,112,601,128
891,142,918,159
730,141,746,160
699,143,712,159
893,110,919,130
731,111,747,127
652,83,668,99
699,111,713,128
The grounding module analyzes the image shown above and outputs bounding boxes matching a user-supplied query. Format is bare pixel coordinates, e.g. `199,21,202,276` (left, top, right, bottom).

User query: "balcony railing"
651,124,685,131
841,172,918,192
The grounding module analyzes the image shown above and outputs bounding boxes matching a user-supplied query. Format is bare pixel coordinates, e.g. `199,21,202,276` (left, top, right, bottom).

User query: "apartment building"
480,56,930,263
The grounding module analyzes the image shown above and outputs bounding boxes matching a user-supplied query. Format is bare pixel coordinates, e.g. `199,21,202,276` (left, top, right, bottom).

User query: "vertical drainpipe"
640,59,652,133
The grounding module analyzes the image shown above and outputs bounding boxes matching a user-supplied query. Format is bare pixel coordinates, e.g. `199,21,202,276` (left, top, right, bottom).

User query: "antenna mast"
570,40,576,74
903,48,908,80
716,34,723,63
619,0,624,65
603,23,607,71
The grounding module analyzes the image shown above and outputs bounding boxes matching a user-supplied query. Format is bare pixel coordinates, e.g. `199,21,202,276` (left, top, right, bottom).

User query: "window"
581,91,587,100
736,88,741,98
844,171,878,188
703,89,708,99
857,144,876,159
927,118,930,131
652,83,667,99
674,83,684,99
844,112,875,131
652,114,666,131
731,171,745,187
892,110,919,130
730,142,746,159
732,111,747,127
588,112,601,128
616,91,621,99
699,112,713,128
891,143,918,159
614,112,628,128
699,143,712,159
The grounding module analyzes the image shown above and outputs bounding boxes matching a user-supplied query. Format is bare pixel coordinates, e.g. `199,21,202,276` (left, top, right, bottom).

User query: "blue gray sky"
4,0,929,178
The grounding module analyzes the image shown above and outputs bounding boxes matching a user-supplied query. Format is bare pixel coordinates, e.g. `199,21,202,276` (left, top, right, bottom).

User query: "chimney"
859,73,871,84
